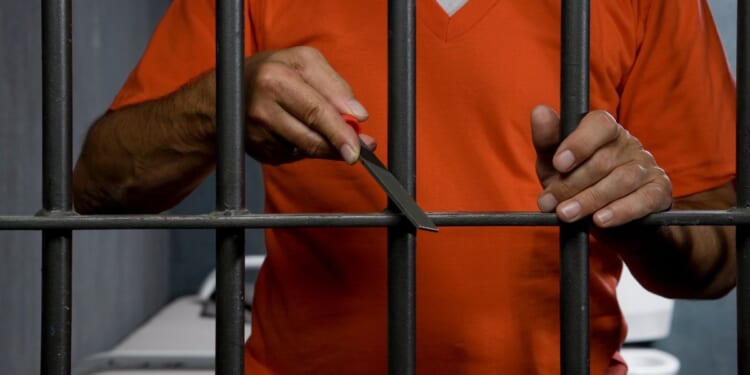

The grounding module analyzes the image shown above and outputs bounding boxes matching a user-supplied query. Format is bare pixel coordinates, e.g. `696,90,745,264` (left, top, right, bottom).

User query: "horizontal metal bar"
1,210,750,230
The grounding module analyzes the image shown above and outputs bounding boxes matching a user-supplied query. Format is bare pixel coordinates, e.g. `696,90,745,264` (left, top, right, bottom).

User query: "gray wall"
0,1,171,374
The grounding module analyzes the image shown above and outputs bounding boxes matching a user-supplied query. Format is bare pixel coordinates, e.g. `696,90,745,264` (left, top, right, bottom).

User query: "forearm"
604,183,737,299
614,224,735,299
73,72,217,214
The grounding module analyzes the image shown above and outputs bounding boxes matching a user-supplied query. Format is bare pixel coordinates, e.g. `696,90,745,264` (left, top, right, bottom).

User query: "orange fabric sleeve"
111,0,255,110
618,0,736,198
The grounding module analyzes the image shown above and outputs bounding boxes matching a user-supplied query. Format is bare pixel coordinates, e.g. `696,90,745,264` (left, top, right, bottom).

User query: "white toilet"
617,265,681,375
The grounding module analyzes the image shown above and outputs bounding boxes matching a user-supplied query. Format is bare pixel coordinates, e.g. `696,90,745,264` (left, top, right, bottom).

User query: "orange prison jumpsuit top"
111,0,736,374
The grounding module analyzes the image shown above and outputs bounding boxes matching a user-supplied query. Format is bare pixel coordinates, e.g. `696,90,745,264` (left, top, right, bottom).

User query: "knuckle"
657,172,673,193
587,153,612,176
638,149,656,164
254,63,287,93
631,133,643,148
591,109,612,123
624,200,646,221
300,139,326,157
653,176,673,207
624,130,643,149
245,128,274,154
592,110,620,139
640,183,672,212
246,101,269,122
245,127,272,148
246,131,264,146
615,164,648,188
642,185,663,211
289,46,325,71
582,188,606,210
538,171,560,191
294,46,323,60
555,179,579,200
302,104,325,127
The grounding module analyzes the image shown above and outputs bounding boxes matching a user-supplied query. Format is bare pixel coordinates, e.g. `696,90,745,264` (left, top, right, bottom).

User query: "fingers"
273,46,369,121
532,105,673,227
531,105,561,158
531,107,622,186
552,110,622,173
530,105,561,183
246,48,369,164
541,161,670,226
592,179,672,227
358,133,377,151
272,71,361,162
537,138,640,211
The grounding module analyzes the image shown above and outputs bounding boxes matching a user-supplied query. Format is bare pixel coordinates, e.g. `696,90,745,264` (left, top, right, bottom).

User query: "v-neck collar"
419,0,502,41
436,0,470,16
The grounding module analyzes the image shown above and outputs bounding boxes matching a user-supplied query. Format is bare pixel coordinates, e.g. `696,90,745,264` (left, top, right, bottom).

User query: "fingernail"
361,136,377,150
340,144,359,164
595,209,613,225
346,99,369,119
538,193,558,212
560,201,581,220
554,150,575,171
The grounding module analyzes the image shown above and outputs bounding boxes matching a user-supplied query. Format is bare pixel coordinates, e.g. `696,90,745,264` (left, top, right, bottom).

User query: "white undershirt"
436,0,470,16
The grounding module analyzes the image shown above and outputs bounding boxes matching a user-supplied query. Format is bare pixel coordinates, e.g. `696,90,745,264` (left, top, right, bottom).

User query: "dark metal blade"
358,143,438,232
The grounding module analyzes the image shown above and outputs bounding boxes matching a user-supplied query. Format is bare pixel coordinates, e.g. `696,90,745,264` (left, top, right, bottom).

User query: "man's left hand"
531,105,673,227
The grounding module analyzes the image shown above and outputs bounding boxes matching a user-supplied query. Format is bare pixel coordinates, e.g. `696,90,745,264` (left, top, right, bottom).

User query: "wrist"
168,70,218,153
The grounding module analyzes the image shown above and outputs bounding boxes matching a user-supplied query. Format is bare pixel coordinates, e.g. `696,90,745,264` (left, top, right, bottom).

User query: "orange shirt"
112,1,736,374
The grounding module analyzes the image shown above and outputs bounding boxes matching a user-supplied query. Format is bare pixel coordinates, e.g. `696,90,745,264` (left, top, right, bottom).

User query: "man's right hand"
242,46,375,165
73,46,374,214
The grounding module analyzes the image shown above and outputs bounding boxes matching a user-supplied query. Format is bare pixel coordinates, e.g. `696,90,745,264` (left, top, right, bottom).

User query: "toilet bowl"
620,348,680,375
617,265,681,375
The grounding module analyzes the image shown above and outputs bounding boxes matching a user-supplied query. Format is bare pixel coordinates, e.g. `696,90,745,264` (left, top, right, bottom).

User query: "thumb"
530,105,561,184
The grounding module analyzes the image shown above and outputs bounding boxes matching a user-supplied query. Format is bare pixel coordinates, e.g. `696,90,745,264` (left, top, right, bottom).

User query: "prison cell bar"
737,1,750,374
387,0,418,374
5,210,750,231
215,0,247,373
560,0,591,373
41,0,73,374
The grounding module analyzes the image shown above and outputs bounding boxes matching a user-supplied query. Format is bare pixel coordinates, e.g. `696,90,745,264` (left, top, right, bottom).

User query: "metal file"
342,114,437,232
358,141,438,232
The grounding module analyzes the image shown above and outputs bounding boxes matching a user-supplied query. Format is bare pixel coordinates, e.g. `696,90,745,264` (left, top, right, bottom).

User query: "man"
72,0,737,373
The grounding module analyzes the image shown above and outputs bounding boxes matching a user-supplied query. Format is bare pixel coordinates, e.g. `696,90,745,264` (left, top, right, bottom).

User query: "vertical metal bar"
41,0,73,373
387,0,417,374
560,0,590,374
737,2,750,374
215,0,246,373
